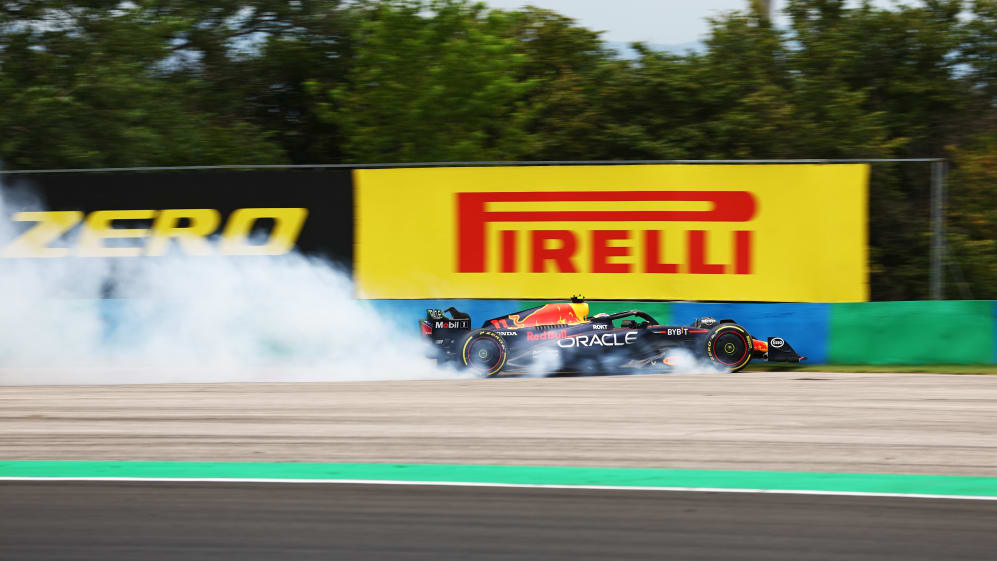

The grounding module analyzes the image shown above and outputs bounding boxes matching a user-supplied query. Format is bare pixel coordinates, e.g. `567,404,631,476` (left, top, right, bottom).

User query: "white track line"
2,476,996,501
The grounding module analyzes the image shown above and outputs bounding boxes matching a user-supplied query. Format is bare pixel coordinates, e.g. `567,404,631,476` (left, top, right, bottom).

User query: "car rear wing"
420,308,472,361
422,307,471,331
420,307,471,335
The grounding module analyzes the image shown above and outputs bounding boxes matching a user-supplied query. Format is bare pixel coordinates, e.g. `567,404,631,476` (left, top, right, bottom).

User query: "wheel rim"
466,337,503,372
711,331,748,366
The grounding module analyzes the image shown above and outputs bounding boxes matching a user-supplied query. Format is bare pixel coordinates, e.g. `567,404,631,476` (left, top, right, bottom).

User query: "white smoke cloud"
0,176,733,385
523,348,563,377
0,180,470,385
520,344,729,378
578,346,729,376
655,346,730,374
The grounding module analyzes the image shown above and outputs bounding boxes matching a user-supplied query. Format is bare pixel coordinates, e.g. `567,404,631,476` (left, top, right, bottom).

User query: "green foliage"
321,0,536,162
502,6,627,160
144,0,354,163
0,1,290,168
962,1,997,88
947,135,997,299
0,0,995,299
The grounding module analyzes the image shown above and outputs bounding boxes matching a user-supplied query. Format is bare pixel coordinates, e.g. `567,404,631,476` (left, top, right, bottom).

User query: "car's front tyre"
705,323,753,372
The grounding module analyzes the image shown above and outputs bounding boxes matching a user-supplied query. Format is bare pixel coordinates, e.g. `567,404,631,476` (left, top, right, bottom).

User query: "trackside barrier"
829,300,995,365
354,164,870,302
2,299,993,366
370,299,997,365
671,302,831,365
6,164,982,367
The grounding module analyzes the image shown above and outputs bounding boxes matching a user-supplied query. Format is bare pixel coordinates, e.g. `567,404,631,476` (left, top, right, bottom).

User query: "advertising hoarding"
355,164,869,302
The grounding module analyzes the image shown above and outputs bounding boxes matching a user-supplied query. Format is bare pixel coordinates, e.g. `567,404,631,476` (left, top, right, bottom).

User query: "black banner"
0,169,354,267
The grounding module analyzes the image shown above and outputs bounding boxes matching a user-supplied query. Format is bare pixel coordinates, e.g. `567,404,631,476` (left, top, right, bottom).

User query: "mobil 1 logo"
434,319,470,329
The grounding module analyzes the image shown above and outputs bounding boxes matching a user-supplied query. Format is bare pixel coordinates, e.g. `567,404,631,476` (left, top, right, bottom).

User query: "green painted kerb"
2,461,997,498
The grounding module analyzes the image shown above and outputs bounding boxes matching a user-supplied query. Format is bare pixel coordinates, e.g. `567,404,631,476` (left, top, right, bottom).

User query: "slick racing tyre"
705,323,753,372
460,329,508,377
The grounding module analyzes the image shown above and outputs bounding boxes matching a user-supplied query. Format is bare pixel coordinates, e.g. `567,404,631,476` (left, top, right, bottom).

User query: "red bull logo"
490,302,590,330
526,329,567,341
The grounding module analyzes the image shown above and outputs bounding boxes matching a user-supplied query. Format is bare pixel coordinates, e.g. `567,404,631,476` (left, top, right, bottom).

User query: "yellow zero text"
1,208,308,258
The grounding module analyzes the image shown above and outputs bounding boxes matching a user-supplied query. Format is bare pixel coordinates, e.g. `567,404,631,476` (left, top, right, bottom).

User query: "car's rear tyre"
705,323,753,372
460,330,508,377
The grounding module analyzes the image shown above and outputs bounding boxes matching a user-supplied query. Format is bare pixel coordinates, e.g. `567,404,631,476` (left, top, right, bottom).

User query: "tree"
946,134,997,299
960,0,997,132
503,6,627,160
319,0,536,163
144,0,354,164
784,0,971,299
0,1,288,169
1,0,994,299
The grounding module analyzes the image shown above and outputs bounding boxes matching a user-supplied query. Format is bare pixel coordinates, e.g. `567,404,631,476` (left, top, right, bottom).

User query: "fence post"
930,160,946,300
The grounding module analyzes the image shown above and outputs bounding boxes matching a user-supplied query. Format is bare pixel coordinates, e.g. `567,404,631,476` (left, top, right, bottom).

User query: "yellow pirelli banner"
355,164,869,302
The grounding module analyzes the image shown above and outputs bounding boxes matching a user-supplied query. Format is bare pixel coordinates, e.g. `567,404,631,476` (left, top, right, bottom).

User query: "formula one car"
420,297,805,376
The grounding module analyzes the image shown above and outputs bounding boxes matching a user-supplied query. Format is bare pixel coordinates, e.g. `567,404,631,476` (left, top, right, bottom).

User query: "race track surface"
2,372,996,475
3,481,996,561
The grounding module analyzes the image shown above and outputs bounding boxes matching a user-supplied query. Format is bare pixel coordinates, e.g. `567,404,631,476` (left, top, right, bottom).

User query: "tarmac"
3,481,996,561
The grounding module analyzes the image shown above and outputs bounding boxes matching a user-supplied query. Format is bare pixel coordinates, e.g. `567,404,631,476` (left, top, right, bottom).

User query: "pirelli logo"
456,190,756,275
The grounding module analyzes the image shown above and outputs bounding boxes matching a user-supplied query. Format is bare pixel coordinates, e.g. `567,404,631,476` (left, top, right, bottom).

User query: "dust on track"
1,371,996,476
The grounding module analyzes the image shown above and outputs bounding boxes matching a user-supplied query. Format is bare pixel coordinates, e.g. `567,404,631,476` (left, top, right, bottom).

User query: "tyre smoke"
0,179,731,385
656,347,731,374
0,183,462,385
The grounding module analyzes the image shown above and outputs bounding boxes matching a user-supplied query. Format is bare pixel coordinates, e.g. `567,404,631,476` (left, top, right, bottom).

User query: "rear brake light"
420,321,432,336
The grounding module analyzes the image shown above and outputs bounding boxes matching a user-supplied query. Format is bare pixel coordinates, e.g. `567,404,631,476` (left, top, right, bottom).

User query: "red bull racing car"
420,297,805,376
